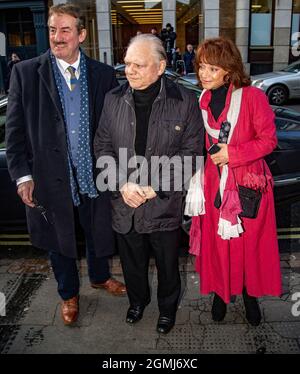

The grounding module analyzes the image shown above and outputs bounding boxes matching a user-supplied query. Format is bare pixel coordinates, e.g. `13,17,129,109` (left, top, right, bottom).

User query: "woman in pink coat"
189,37,282,326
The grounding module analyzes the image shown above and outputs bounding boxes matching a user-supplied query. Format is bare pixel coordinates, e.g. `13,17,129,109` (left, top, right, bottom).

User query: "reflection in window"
275,118,300,131
250,0,273,46
291,0,300,45
282,62,300,72
6,8,36,47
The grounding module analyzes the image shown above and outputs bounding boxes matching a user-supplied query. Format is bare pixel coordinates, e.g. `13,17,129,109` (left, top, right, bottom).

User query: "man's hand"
141,186,157,200
120,182,147,208
17,180,35,207
210,143,229,167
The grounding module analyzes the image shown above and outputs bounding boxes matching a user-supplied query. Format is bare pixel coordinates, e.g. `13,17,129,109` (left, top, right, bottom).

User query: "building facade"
0,0,49,92
0,0,299,90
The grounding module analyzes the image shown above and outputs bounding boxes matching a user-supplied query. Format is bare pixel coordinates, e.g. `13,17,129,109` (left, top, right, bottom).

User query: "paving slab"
0,252,299,354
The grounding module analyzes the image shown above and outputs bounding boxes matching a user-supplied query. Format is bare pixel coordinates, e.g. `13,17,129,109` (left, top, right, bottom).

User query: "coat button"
148,147,152,151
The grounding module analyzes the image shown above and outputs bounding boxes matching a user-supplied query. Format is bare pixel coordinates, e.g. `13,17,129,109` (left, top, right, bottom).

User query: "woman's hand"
210,143,229,167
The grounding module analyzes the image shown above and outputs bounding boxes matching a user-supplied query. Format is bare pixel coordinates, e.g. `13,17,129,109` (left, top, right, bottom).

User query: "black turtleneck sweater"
209,84,228,121
133,78,161,157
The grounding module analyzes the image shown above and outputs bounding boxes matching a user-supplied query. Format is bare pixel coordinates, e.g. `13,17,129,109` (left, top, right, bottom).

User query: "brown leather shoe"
91,278,126,296
61,296,79,325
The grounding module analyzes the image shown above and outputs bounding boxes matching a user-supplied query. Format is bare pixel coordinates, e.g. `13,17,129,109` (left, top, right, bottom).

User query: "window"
6,8,36,47
250,0,273,46
275,118,300,131
281,61,300,73
291,0,300,45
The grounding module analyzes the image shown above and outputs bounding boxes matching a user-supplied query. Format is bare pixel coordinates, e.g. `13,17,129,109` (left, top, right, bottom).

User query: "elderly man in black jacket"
5,3,126,326
94,34,204,334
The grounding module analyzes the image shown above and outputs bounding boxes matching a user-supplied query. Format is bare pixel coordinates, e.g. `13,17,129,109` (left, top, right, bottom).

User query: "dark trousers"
117,228,181,317
50,196,110,301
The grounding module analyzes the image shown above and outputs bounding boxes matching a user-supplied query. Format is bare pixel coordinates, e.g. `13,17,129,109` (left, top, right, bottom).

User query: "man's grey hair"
127,34,167,64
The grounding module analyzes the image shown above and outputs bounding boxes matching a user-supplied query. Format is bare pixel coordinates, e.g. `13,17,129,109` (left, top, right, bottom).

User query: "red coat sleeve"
228,88,277,168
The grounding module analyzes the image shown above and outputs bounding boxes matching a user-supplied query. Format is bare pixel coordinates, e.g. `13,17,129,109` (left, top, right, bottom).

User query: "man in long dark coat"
5,3,125,325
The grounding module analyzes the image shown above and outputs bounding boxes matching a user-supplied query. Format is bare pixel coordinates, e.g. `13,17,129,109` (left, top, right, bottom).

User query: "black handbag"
238,185,262,219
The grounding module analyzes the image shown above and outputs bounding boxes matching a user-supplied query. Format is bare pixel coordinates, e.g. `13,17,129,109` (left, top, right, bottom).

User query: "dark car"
1,83,300,232
0,96,27,232
268,106,300,204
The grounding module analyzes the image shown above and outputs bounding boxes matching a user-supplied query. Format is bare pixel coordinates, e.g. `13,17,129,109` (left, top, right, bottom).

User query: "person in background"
5,3,125,326
172,47,183,74
5,52,21,93
150,27,160,39
183,44,195,75
160,23,177,66
189,37,282,326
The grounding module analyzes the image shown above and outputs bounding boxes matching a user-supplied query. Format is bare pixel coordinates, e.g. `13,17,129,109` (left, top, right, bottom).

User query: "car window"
280,109,300,121
281,62,300,73
275,117,300,131
115,66,126,78
0,106,6,149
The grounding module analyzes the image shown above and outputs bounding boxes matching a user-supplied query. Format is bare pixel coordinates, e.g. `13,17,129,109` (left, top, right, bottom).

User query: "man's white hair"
127,34,167,64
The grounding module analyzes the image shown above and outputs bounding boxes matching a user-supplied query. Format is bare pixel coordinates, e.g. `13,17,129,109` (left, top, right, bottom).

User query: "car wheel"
267,85,288,106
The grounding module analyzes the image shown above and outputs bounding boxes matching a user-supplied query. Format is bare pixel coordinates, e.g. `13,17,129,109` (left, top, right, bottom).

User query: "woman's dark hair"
195,37,251,88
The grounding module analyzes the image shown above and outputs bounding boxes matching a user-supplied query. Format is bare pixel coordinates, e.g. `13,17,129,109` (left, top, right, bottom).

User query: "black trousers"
117,228,181,317
49,196,110,300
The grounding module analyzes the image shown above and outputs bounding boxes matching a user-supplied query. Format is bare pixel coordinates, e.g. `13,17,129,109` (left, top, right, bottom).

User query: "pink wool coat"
189,85,282,303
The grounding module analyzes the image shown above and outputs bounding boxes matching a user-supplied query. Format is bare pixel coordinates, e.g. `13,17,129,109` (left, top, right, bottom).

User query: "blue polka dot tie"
67,66,77,91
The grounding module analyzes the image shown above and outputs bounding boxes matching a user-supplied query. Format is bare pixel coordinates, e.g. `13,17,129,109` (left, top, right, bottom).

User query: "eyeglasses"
33,198,53,225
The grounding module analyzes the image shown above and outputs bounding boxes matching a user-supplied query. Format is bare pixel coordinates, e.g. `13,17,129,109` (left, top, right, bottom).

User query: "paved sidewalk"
0,249,300,354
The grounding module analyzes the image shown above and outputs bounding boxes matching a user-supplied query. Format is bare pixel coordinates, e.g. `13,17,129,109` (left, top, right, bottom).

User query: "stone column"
162,0,176,30
95,0,113,65
236,0,250,73
203,0,219,38
273,0,293,70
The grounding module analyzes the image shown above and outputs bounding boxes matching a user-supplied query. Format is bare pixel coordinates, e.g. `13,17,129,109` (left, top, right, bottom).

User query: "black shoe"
211,293,227,322
156,315,175,334
243,289,261,326
126,306,144,324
